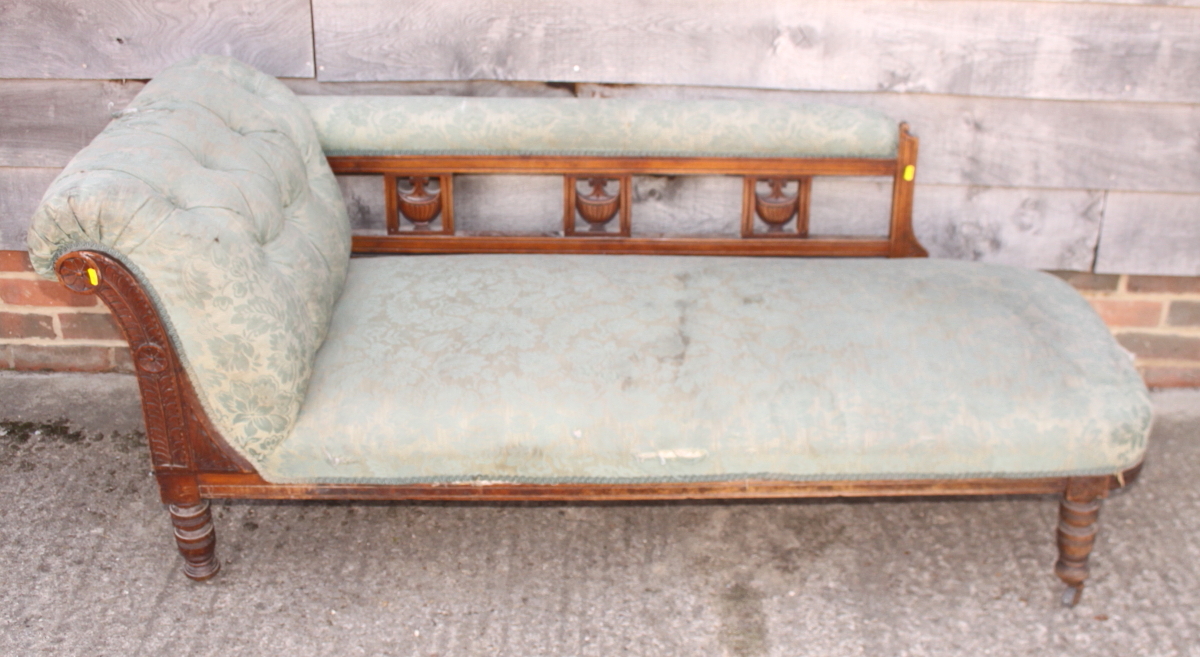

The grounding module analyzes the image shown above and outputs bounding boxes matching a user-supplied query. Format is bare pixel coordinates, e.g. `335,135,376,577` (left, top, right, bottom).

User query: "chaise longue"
26,56,1151,606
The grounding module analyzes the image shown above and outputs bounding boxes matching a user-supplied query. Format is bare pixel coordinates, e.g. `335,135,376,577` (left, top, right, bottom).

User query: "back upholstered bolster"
26,55,352,467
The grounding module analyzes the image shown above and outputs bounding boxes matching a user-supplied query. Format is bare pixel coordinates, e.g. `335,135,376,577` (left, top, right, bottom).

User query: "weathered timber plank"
0,0,314,79
455,176,562,235
741,178,1100,268
631,176,742,236
1095,192,1200,276
576,84,1200,195
336,175,385,233
282,79,575,98
311,0,1200,103
0,80,143,167
1014,0,1199,5
0,168,60,250
809,178,896,238
914,184,1103,271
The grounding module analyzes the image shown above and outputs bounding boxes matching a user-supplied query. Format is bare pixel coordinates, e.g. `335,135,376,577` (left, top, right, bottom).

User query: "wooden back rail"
331,124,927,258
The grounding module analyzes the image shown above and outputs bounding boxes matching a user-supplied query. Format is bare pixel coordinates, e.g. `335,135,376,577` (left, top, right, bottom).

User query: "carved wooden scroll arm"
54,250,256,580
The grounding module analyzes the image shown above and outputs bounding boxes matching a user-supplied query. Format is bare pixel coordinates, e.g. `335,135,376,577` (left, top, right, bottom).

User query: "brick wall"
1051,271,1200,388
0,250,131,373
1,249,1197,387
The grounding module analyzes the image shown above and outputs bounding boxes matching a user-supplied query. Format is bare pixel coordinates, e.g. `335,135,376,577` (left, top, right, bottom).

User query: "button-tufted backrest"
27,56,351,465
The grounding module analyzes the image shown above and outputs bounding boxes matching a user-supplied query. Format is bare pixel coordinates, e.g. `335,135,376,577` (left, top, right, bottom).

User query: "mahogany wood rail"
328,124,926,259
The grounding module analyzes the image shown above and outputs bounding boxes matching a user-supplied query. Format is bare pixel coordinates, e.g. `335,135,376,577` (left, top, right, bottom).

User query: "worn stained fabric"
266,255,1151,484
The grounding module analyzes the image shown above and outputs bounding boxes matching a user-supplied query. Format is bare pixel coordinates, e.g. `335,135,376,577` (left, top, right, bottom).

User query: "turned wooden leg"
1054,477,1107,607
169,501,221,581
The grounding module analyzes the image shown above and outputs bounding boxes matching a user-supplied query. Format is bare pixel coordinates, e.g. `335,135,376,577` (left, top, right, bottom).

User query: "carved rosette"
57,253,101,293
135,343,170,373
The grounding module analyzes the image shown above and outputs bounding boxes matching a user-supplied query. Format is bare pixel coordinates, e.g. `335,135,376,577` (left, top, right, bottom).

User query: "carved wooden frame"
51,123,1138,603
330,124,926,258
55,251,253,580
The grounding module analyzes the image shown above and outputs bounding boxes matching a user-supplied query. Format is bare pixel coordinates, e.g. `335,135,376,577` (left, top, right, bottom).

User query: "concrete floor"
1,371,1197,656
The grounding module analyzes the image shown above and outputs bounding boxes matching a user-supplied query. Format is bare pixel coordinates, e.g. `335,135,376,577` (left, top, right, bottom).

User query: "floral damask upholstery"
302,95,898,159
27,56,351,463
266,256,1150,484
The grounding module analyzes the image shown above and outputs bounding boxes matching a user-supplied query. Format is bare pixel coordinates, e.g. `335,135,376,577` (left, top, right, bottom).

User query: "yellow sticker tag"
903,165,915,182
87,268,98,286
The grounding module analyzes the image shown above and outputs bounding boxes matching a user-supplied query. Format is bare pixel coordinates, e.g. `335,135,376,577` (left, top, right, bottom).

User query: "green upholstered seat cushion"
263,256,1151,484
300,96,898,159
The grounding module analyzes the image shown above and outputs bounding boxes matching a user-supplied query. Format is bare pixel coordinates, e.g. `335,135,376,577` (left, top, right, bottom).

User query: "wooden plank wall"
1,0,1197,274
0,0,314,79
312,0,1200,103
